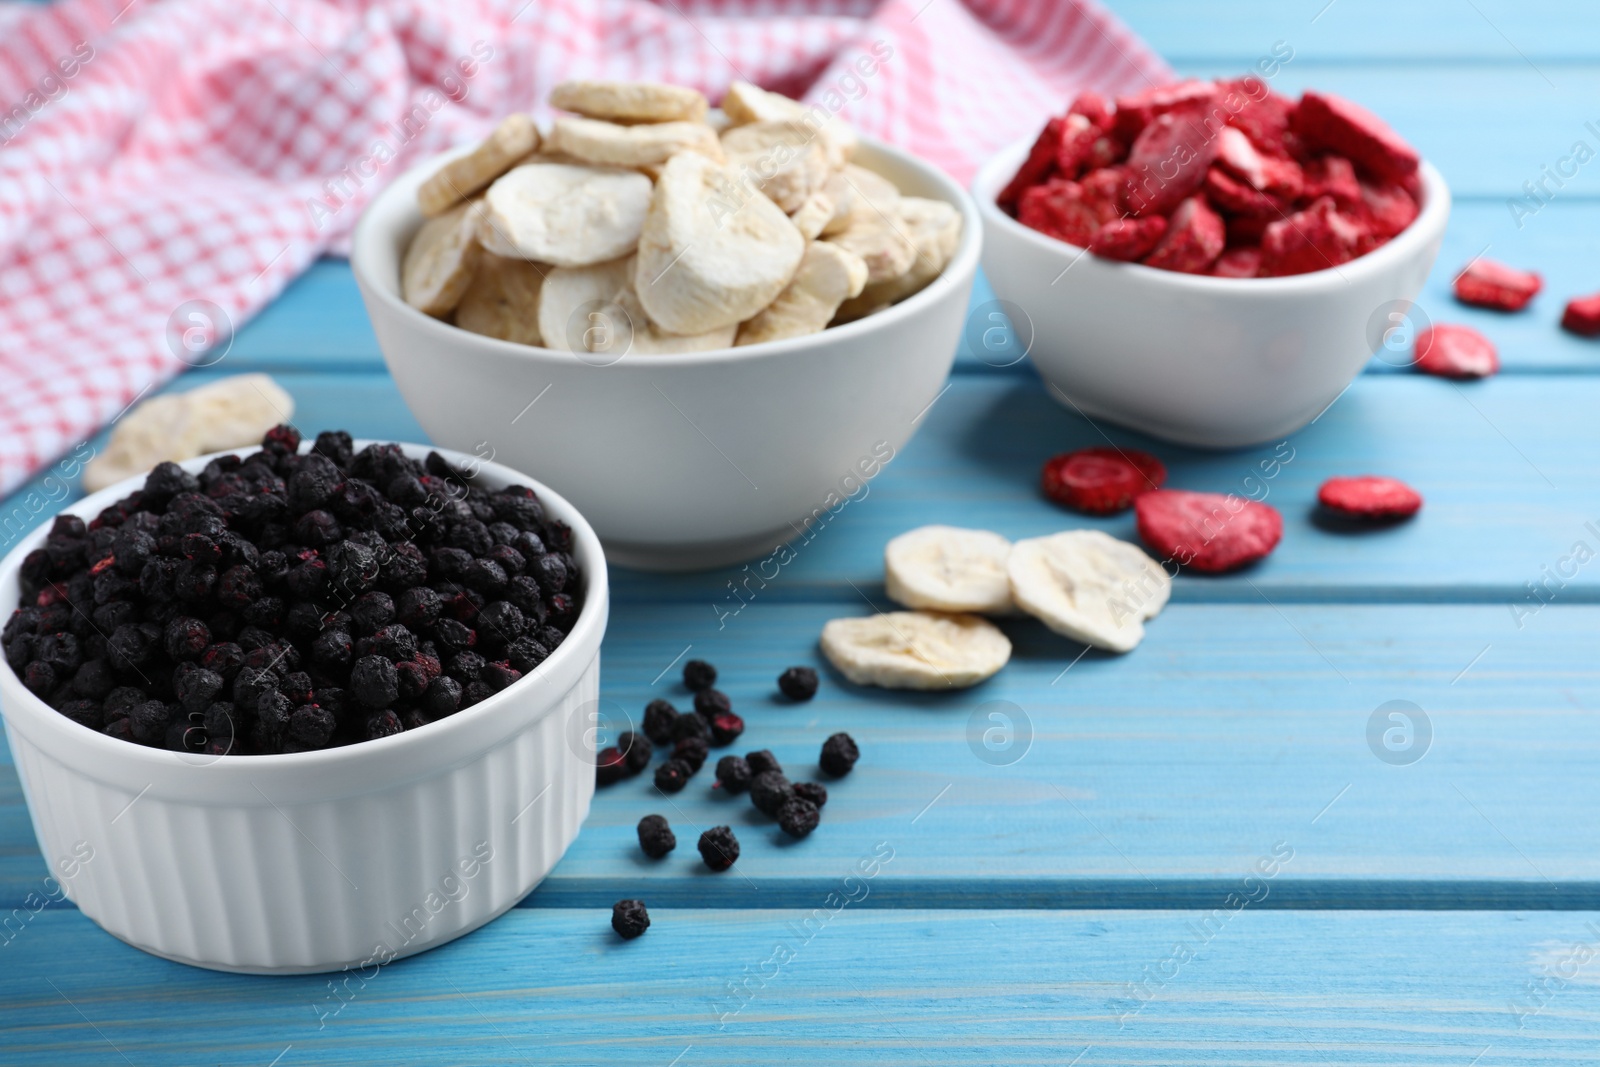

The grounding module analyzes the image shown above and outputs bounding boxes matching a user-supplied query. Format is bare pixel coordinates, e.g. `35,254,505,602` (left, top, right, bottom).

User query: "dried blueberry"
792,781,828,809
636,815,675,858
750,771,793,817
654,759,692,794
642,699,678,746
820,732,859,777
611,899,650,940
682,658,716,692
714,755,752,794
778,666,818,701
745,749,782,777
777,796,820,838
697,826,740,872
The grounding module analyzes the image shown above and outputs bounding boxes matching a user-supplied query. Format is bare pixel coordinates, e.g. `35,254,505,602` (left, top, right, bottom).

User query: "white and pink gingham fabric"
0,0,1169,497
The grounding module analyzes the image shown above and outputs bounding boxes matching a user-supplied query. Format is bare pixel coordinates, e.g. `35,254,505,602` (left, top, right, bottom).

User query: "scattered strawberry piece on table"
1453,259,1542,312
1135,489,1284,573
1318,476,1423,519
1414,323,1499,379
1041,447,1167,514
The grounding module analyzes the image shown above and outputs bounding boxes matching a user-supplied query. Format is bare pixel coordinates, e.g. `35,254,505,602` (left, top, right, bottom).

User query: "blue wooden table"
7,2,1600,1061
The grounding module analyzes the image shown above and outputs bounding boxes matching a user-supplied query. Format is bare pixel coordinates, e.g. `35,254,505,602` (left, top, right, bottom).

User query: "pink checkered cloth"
0,0,1169,498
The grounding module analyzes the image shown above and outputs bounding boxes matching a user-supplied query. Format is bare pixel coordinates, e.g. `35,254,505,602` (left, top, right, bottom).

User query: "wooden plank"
1109,0,1600,62
3,907,1597,1065
5,602,1599,909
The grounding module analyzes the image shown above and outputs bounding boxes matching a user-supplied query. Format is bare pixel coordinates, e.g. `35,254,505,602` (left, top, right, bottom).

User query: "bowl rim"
0,440,609,781
350,133,983,368
971,131,1451,291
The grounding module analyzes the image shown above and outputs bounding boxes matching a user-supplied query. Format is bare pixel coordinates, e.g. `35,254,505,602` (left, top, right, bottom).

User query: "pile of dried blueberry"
2,427,581,755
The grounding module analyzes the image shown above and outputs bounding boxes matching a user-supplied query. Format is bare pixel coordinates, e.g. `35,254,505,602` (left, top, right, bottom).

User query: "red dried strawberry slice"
1218,78,1295,156
1204,167,1290,217
1290,91,1420,182
1018,178,1112,247
1041,447,1167,514
1214,126,1303,198
1054,113,1102,179
1089,216,1168,261
1087,134,1127,169
1122,111,1221,217
1562,293,1600,337
1068,90,1113,129
1354,180,1419,238
1211,246,1262,278
1301,155,1361,208
999,116,1063,211
1143,196,1226,274
1317,476,1423,519
1111,78,1219,140
1259,196,1363,277
1414,324,1499,378
1452,259,1542,312
1135,490,1283,573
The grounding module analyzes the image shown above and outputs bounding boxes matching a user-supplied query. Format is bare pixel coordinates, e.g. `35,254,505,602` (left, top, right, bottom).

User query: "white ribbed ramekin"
0,443,608,973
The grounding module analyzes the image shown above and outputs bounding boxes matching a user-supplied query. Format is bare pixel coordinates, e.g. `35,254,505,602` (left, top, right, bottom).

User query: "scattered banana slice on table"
402,79,961,349
884,525,1015,614
820,611,1012,690
84,374,294,492
1008,530,1170,653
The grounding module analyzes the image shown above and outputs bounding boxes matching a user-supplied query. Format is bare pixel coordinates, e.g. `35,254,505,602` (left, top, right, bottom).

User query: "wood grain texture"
5,602,1598,908
3,908,1597,1065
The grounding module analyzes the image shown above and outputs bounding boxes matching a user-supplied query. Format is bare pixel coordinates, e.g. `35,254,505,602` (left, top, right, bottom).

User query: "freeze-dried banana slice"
833,196,960,323
838,163,901,219
453,253,545,346
883,525,1014,614
824,211,915,285
549,80,709,125
720,120,831,212
721,81,857,166
587,285,736,356
1007,530,1170,653
536,255,636,352
83,374,294,492
819,170,855,236
418,114,539,217
820,611,1011,690
735,242,866,346
548,116,722,168
634,151,805,335
477,163,652,267
401,200,482,317
789,190,835,240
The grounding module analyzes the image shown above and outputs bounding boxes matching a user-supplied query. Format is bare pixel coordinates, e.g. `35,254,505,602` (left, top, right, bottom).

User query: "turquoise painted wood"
3,1,1599,1059
4,908,1598,1065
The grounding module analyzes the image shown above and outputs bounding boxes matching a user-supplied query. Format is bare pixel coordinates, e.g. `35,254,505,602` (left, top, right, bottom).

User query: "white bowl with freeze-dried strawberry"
0,429,609,973
973,76,1449,449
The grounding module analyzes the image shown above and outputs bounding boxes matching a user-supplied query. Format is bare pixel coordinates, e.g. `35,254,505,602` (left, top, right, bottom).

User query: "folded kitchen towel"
0,0,1169,498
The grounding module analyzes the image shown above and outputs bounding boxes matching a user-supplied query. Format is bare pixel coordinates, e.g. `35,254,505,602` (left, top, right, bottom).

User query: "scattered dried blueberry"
819,733,859,777
707,711,744,747
750,770,793,817
611,899,650,939
642,698,679,745
698,826,740,872
617,730,652,774
654,759,692,794
693,688,731,718
682,658,717,692
673,736,710,773
670,710,711,744
777,666,818,701
777,796,821,838
714,754,752,794
596,746,630,787
745,749,783,777
636,814,676,859
792,781,828,808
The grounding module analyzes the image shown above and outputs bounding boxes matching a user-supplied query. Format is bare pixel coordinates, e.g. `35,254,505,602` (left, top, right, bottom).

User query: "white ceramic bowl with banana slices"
353,91,981,572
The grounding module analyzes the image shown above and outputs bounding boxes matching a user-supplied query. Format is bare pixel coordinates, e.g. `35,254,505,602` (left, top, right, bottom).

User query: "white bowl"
0,443,609,974
972,137,1450,448
352,138,982,571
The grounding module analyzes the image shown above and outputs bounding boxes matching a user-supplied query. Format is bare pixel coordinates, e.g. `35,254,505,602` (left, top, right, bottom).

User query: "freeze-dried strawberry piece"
1354,180,1418,238
1123,112,1220,217
1215,127,1269,188
1562,293,1600,337
1317,476,1423,519
1211,246,1262,278
999,116,1062,210
1301,155,1361,208
1259,196,1363,277
1089,216,1168,261
1041,447,1167,514
1068,90,1113,129
1018,178,1113,247
1054,113,1102,178
1143,196,1225,274
1452,259,1542,312
1290,91,1419,181
1219,77,1295,156
1087,135,1127,169
1414,324,1498,378
1081,165,1126,209
1112,79,1219,141
1135,490,1283,573
1204,167,1290,217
